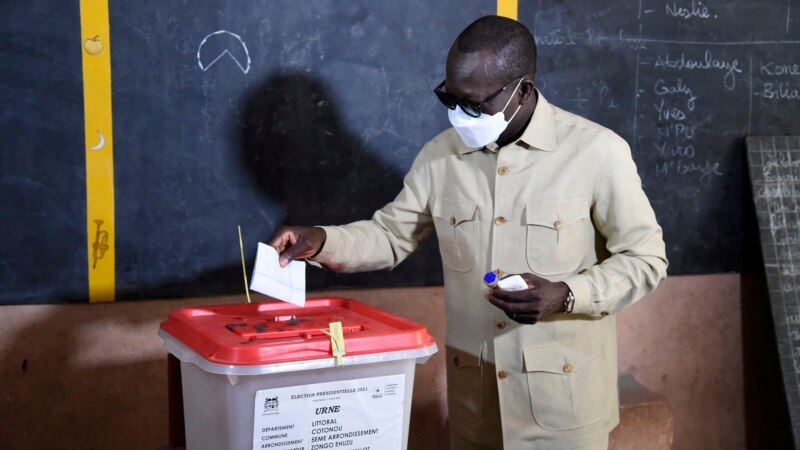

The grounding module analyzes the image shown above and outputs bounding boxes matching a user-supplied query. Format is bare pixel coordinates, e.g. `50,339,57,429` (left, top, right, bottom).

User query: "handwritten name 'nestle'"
665,1,716,20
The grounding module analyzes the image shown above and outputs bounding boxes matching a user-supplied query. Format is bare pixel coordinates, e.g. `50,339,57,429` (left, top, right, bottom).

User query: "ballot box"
159,297,437,450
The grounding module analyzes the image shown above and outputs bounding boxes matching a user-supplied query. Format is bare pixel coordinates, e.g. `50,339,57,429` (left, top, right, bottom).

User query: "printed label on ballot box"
253,374,406,450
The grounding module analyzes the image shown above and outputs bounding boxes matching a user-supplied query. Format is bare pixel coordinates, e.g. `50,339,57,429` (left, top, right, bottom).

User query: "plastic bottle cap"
483,271,499,287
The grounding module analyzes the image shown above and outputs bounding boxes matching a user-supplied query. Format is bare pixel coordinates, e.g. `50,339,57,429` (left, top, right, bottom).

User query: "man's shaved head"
453,16,537,85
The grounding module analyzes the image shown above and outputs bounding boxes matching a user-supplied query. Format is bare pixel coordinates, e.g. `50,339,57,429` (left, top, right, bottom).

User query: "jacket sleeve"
310,150,433,273
564,134,668,316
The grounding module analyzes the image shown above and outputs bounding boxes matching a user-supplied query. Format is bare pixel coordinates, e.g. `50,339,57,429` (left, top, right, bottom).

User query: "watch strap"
563,287,576,313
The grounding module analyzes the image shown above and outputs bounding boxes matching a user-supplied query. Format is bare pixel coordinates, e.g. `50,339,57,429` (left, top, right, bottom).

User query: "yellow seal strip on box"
321,322,346,366
80,0,115,302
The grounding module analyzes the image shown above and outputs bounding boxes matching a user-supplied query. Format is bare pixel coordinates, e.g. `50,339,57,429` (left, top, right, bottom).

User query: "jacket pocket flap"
525,199,589,229
523,342,595,374
433,198,477,226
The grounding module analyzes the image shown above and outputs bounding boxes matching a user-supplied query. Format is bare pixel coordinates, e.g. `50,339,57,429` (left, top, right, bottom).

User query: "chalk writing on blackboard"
747,136,800,447
196,30,251,75
91,219,109,270
665,1,719,20
89,130,105,151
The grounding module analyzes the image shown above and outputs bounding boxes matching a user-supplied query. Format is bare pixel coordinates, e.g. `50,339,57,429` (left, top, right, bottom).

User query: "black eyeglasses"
434,76,523,118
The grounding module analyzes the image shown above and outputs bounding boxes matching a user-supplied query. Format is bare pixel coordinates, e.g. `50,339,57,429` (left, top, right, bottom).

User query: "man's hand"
484,273,569,324
267,226,326,268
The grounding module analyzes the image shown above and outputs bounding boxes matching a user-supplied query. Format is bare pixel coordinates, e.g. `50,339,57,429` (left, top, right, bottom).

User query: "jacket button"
497,370,509,380
563,363,573,374
553,219,562,229
495,216,506,226
498,166,509,176
495,319,507,330
450,216,456,226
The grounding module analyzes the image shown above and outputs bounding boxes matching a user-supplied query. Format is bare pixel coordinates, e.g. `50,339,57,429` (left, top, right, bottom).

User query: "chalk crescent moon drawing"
90,131,105,150
197,30,251,74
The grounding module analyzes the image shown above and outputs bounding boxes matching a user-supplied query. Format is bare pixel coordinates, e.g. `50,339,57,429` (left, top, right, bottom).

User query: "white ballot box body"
159,298,438,450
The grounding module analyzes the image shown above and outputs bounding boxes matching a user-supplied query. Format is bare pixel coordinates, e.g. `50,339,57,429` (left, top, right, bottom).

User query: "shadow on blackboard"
239,71,405,226
237,71,442,291
118,70,441,300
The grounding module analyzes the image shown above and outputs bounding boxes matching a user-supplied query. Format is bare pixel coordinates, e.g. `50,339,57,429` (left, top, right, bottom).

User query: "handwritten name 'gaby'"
654,50,742,90
654,78,698,111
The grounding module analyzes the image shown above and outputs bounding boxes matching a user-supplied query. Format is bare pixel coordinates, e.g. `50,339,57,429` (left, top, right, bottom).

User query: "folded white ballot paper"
249,243,306,307
497,275,529,291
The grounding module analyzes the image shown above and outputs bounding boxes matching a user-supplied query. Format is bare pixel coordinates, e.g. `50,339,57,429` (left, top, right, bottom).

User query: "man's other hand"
267,226,326,267
484,273,569,324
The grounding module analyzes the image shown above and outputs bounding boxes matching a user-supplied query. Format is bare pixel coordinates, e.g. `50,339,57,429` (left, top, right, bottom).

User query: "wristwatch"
563,286,576,313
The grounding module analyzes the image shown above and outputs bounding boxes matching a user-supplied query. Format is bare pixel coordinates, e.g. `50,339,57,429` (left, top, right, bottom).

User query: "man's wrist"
309,227,327,259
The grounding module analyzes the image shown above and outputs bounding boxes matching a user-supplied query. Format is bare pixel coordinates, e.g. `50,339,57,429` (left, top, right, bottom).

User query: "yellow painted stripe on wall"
497,0,518,20
80,0,115,302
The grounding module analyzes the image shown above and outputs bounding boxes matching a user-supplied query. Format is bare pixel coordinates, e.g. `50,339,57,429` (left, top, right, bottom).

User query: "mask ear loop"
500,78,526,122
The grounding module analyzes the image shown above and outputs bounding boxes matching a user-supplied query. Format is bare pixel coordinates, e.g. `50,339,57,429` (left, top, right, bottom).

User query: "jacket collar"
457,88,558,154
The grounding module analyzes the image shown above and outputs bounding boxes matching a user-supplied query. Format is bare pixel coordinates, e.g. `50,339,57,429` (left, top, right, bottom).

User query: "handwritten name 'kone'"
760,62,800,77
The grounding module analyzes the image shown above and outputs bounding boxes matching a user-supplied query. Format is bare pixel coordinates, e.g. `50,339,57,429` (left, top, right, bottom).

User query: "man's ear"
518,78,536,105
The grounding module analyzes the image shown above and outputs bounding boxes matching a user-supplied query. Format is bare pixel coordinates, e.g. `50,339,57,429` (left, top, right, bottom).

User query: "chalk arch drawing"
197,30,251,74
89,130,105,151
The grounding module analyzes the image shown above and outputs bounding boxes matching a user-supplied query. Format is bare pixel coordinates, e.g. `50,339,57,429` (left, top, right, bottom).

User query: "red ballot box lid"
160,297,436,366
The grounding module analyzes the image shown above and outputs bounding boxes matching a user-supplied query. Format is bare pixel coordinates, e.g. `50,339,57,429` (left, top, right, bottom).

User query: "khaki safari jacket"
312,91,668,448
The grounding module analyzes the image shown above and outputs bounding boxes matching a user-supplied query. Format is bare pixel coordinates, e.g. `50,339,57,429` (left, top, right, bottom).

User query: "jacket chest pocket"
525,199,589,276
432,198,477,272
523,342,607,431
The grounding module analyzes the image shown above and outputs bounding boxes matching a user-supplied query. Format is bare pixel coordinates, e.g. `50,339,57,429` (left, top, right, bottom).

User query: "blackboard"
747,136,800,448
521,1,800,274
2,1,800,304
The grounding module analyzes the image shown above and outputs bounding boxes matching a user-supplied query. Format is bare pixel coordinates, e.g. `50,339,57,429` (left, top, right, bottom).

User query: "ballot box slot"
226,317,364,340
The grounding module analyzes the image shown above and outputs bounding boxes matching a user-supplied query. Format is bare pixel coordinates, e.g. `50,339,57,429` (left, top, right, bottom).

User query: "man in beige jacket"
269,15,667,450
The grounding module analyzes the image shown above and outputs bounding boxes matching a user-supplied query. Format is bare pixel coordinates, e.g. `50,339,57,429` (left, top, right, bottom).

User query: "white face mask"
448,78,524,149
